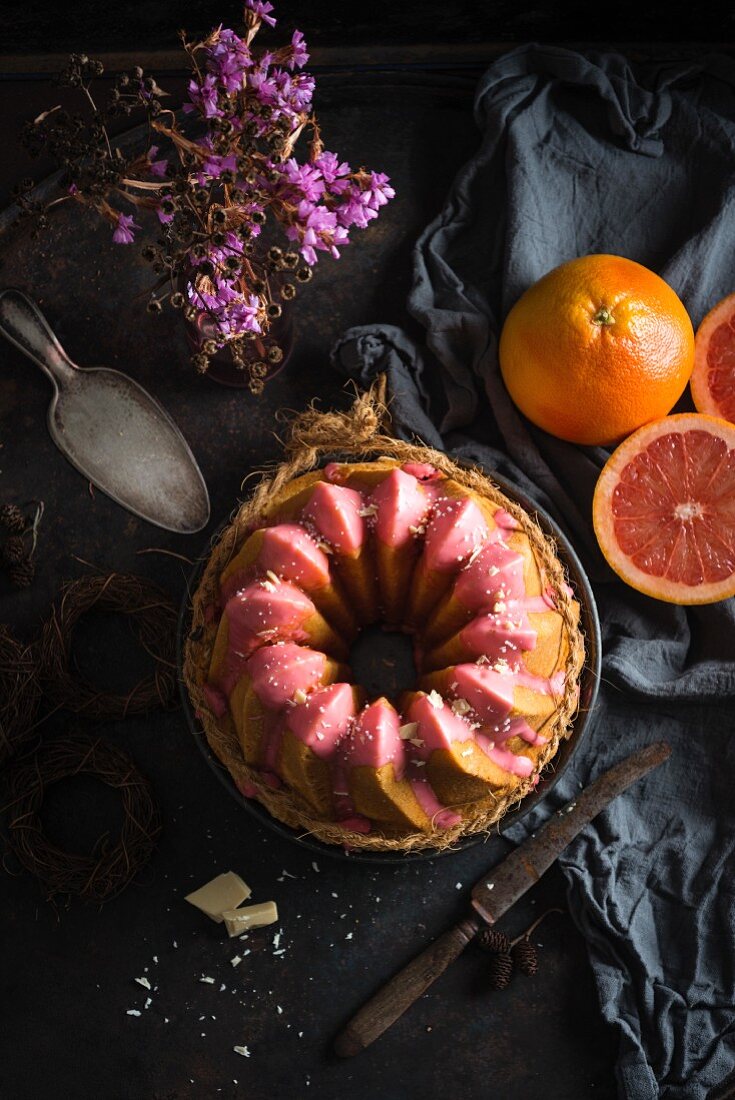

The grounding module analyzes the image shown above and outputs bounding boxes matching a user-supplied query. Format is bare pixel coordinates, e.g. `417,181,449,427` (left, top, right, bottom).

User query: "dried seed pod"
512,938,538,976
10,558,35,589
487,952,514,990
476,927,511,955
0,501,26,531
3,535,26,565
0,504,26,533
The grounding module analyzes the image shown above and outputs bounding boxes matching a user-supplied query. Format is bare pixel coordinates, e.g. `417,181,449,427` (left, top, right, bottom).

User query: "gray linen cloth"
332,46,735,1100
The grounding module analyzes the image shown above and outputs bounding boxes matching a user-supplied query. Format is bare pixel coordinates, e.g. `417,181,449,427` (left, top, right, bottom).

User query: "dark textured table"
0,51,619,1100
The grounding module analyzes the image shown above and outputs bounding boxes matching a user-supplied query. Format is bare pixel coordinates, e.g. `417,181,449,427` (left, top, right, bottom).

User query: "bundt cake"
185,454,584,852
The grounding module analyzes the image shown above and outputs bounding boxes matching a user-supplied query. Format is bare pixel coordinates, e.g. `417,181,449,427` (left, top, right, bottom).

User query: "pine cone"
487,952,514,990
9,558,35,589
512,938,538,977
0,503,26,533
3,535,26,565
476,927,512,955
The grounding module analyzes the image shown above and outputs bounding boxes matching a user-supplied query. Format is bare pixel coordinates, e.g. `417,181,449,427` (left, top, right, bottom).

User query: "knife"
334,740,670,1058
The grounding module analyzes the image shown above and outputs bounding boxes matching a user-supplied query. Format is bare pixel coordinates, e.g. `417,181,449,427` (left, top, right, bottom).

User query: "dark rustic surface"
2,0,734,57
0,59,620,1100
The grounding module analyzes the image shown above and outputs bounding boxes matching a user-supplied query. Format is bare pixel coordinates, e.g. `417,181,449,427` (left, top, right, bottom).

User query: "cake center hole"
348,624,417,702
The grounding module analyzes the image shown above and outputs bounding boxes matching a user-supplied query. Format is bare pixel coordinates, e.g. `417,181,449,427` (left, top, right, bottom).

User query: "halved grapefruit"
593,413,735,604
691,292,735,422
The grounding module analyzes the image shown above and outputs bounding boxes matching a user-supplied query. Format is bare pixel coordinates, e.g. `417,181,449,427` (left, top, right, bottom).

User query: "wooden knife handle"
334,914,480,1058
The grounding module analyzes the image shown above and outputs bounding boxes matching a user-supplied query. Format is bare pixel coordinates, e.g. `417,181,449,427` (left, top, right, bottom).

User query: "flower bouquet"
17,0,395,392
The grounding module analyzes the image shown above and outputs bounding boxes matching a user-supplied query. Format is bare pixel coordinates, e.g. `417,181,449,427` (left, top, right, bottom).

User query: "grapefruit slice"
691,292,735,422
593,414,735,604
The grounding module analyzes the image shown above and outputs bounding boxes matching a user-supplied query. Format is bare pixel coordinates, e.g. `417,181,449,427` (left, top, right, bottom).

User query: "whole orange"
498,255,695,446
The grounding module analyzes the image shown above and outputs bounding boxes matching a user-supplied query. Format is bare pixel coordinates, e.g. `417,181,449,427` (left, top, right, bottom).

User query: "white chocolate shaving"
399,722,419,739
427,690,444,710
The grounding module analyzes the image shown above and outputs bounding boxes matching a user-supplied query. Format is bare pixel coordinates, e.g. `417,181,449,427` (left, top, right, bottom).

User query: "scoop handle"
0,288,76,386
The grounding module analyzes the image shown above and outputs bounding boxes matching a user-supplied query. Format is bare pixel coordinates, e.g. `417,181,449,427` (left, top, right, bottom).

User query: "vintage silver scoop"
0,288,210,534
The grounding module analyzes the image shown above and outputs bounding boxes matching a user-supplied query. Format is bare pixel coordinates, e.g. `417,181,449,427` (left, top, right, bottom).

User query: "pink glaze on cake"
422,497,490,573
370,469,433,548
453,542,527,611
407,694,535,779
406,692,478,751
449,664,516,723
284,682,357,758
495,666,567,698
302,482,366,554
401,462,443,482
236,778,260,798
457,613,537,662
222,525,331,602
406,767,461,829
246,643,328,710
324,462,345,483
216,580,317,693
493,509,520,530
256,708,288,774
203,682,228,718
342,698,405,771
480,741,534,777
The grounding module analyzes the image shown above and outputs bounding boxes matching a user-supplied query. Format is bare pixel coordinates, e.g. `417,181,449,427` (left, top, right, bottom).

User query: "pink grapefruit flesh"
691,292,735,422
593,413,735,604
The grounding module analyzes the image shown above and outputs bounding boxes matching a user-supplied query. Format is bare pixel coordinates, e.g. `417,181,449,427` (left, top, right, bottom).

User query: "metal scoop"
0,288,210,534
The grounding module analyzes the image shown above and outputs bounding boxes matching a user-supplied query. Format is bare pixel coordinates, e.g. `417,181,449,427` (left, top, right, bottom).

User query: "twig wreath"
2,732,161,904
0,624,42,767
40,573,177,719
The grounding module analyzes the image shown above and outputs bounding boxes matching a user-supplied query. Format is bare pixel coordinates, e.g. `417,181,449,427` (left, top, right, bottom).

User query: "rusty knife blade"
471,740,671,926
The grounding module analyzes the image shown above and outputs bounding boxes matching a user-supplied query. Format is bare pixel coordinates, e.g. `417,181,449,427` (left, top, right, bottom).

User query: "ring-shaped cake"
184,427,586,854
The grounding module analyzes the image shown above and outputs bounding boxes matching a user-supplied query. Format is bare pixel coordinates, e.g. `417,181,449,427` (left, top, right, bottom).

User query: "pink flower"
245,0,276,27
287,30,309,70
112,212,139,244
147,145,169,178
206,28,251,93
200,152,238,180
315,151,350,186
281,159,324,203
156,197,174,224
187,74,222,119
365,171,396,209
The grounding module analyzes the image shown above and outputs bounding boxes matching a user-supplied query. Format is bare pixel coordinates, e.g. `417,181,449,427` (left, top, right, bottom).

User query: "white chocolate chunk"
185,872,252,924
223,901,279,938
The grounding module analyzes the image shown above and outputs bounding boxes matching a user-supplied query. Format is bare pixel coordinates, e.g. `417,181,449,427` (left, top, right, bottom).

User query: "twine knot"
285,375,389,461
